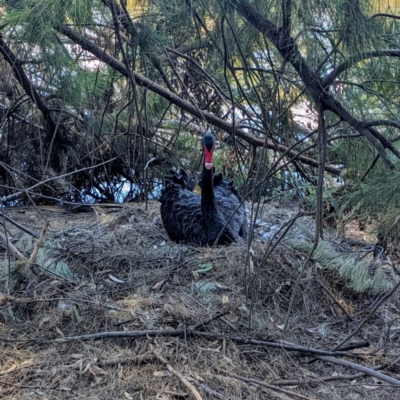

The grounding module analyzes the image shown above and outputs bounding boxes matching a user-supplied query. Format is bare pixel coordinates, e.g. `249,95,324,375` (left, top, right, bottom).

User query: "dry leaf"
190,371,205,382
152,280,166,290
56,327,65,337
192,271,200,280
109,274,125,283
89,364,108,376
95,269,113,274
249,257,254,273
61,359,83,373
238,304,249,314
153,370,167,377
88,364,108,383
221,295,229,304
51,375,62,385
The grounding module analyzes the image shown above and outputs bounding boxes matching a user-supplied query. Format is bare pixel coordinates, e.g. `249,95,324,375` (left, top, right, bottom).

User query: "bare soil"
0,202,399,399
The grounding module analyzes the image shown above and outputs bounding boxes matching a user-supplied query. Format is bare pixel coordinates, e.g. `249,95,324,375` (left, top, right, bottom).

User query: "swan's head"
202,133,215,170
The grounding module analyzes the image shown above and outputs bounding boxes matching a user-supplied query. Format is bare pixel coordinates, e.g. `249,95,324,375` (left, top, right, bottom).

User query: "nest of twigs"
0,202,399,399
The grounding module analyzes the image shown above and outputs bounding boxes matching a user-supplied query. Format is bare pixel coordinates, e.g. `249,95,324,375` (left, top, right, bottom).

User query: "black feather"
160,134,247,246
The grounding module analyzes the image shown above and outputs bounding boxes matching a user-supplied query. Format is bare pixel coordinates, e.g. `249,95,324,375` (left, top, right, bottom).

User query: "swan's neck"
201,166,217,218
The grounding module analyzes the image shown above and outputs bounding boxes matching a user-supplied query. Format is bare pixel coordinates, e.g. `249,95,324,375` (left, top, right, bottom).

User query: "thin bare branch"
331,280,400,351
315,356,400,386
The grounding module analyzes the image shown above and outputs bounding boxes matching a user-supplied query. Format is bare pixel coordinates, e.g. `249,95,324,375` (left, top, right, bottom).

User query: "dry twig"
0,231,27,262
20,221,48,276
228,373,315,400
54,329,354,357
0,212,39,238
153,351,203,400
315,355,400,386
271,364,385,386
331,280,400,351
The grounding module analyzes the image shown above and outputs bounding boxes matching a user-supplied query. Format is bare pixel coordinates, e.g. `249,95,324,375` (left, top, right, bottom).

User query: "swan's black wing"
212,172,247,239
160,169,233,246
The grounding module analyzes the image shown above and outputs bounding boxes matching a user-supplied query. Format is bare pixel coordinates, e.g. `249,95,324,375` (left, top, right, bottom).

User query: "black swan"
160,133,247,246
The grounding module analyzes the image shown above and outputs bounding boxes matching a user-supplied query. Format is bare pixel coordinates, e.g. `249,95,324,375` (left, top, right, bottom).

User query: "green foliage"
294,240,397,294
1,0,400,206
338,170,400,247
173,134,202,170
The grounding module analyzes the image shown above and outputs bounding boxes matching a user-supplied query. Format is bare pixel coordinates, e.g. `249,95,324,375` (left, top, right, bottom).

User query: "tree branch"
0,36,71,167
0,37,57,134
54,23,342,175
315,356,400,386
322,49,400,87
231,0,398,169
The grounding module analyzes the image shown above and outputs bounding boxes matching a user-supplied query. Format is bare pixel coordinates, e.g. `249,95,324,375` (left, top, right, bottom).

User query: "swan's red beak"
204,148,213,170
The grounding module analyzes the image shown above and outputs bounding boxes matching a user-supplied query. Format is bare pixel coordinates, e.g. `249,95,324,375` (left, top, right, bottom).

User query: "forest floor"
0,201,399,400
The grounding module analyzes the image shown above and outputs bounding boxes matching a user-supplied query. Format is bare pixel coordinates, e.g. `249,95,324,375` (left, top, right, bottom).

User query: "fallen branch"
335,340,370,351
271,364,385,386
315,355,400,386
153,351,203,400
228,373,314,400
196,332,354,357
54,329,355,357
0,212,39,238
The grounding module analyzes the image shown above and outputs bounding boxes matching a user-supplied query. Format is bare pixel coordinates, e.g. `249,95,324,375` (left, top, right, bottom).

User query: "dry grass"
0,202,399,399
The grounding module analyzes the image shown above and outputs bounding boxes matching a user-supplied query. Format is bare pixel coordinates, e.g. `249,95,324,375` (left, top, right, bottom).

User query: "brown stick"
315,356,400,386
19,221,49,276
153,351,203,400
28,222,48,265
0,231,27,261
